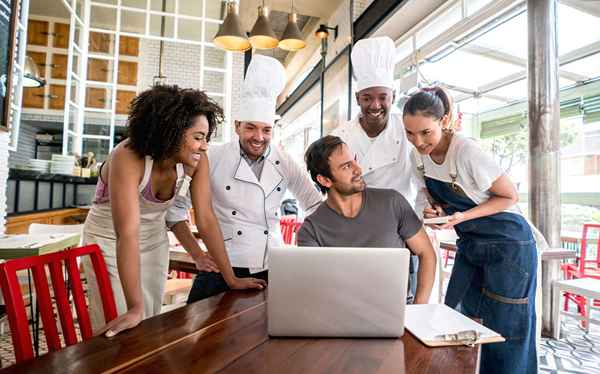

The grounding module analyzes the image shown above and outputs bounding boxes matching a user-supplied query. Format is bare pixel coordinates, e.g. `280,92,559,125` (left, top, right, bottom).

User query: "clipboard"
405,304,505,347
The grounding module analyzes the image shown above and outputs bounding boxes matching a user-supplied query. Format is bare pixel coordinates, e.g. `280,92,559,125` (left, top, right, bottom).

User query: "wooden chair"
0,244,117,363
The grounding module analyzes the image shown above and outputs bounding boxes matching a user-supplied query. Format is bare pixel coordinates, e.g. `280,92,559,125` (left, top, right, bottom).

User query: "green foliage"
481,121,578,174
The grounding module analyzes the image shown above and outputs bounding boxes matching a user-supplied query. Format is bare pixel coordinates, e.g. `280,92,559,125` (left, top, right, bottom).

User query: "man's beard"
334,178,366,196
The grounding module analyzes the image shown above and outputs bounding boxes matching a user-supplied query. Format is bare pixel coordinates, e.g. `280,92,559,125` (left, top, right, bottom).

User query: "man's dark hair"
304,135,345,194
126,85,224,161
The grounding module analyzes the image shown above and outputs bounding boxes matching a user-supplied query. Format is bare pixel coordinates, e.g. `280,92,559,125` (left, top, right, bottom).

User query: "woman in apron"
83,85,266,338
402,87,538,374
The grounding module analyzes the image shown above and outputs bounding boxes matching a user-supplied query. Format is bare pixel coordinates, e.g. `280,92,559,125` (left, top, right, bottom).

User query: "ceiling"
27,0,339,63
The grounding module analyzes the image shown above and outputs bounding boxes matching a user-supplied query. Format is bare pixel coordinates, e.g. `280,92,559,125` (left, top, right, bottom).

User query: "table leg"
552,283,561,340
542,259,561,337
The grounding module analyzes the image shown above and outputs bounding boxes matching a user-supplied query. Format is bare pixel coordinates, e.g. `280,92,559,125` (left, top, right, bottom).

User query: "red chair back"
579,223,600,275
280,216,303,245
0,244,117,363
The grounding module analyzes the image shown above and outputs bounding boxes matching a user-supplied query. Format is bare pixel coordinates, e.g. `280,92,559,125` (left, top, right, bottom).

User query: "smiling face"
403,113,444,155
175,114,209,167
355,86,395,129
235,121,272,160
318,144,366,196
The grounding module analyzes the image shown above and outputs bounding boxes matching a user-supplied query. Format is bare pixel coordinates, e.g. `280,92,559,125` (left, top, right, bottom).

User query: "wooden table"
2,290,480,373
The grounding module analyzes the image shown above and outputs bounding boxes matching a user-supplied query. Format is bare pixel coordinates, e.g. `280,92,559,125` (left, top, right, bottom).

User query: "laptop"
267,246,410,338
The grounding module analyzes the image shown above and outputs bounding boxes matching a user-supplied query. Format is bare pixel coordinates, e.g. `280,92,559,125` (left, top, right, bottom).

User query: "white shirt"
413,133,520,214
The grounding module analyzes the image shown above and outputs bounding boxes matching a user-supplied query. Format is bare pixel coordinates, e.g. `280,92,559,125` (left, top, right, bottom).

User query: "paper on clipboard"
405,304,505,347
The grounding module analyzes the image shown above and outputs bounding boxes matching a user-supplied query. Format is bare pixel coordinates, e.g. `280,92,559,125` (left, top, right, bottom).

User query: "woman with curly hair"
83,85,266,337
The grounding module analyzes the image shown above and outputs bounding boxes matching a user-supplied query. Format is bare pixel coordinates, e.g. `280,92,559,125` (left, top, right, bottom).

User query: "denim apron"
415,150,538,374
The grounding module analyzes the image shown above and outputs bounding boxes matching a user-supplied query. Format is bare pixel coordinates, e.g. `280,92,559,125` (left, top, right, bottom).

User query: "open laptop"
268,246,410,338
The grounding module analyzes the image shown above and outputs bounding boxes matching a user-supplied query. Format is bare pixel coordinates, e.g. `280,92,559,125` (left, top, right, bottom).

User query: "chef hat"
237,54,286,124
351,36,396,92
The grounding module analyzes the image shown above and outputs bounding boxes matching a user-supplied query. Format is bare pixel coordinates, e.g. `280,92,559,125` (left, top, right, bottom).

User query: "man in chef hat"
331,36,429,298
332,36,425,210
167,54,322,302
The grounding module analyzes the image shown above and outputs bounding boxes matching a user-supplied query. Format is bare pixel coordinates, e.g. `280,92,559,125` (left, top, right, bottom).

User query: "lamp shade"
213,2,251,52
279,12,305,51
249,6,278,50
315,24,329,39
23,55,45,88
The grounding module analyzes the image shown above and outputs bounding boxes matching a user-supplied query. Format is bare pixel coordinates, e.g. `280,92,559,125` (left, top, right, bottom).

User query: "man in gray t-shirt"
298,136,436,304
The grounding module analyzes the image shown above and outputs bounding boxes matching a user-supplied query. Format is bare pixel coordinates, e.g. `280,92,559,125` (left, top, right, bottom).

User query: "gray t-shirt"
298,187,422,248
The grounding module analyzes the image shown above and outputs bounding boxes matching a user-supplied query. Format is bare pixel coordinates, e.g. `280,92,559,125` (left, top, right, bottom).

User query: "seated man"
298,135,436,304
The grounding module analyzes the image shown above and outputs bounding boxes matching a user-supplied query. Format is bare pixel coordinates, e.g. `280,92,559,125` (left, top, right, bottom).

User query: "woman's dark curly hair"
126,85,224,161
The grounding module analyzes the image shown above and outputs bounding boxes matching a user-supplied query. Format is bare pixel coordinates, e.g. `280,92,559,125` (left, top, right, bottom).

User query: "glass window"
179,1,203,18
90,5,117,31
150,14,175,38
122,0,147,9
420,49,523,90
416,3,462,48
178,18,203,42
204,21,220,43
205,0,225,20
150,0,175,13
558,3,600,56
122,9,146,34
84,111,111,136
467,11,527,60
466,0,493,16
395,38,413,63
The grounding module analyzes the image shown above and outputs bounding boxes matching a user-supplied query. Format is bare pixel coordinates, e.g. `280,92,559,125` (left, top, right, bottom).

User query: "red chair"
561,224,600,326
280,216,302,245
0,244,117,363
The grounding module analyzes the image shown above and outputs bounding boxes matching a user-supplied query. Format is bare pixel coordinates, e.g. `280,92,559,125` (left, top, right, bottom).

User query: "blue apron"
422,168,538,374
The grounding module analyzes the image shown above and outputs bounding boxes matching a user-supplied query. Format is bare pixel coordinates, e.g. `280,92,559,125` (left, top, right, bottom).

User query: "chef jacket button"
275,212,278,216
237,230,242,235
396,140,400,144
264,230,268,235
225,185,231,190
277,187,281,191
369,167,372,170
275,160,280,165
232,211,237,215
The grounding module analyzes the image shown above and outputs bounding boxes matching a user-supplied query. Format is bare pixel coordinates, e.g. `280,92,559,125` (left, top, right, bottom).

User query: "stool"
553,278,600,339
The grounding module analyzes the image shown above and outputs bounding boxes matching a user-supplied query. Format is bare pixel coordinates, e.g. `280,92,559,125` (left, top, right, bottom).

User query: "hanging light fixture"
23,55,45,88
214,1,251,52
249,1,278,50
279,0,305,51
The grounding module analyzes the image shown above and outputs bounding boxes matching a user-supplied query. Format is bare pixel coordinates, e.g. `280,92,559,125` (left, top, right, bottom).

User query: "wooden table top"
3,290,479,374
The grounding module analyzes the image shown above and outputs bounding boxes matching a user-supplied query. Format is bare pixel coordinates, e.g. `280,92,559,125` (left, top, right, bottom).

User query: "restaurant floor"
0,305,597,372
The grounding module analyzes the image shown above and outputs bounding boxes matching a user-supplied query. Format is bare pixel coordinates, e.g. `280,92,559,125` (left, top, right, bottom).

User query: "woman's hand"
439,212,466,230
226,276,267,291
95,307,144,338
192,252,219,273
423,204,444,219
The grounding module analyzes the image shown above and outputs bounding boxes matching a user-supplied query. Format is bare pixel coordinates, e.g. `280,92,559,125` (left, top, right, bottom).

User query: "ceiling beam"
561,0,600,18
461,44,589,82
